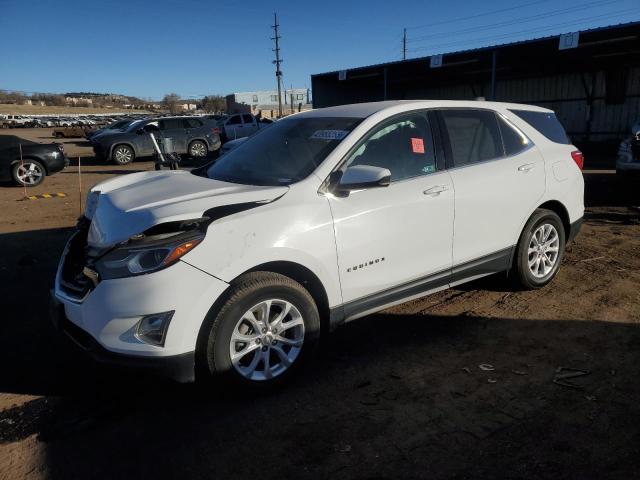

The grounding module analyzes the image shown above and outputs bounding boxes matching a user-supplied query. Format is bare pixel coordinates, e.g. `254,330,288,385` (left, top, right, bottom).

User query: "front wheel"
513,209,566,289
197,272,320,388
12,160,45,187
112,144,135,165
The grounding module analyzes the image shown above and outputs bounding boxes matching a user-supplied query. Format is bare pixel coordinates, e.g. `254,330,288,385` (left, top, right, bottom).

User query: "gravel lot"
0,129,639,479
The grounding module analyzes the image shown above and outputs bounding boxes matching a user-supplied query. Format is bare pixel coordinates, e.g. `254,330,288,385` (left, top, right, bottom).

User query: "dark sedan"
0,135,69,187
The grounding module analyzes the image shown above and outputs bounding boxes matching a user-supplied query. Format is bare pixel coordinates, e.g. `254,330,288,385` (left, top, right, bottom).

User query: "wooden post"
78,156,83,215
19,143,26,199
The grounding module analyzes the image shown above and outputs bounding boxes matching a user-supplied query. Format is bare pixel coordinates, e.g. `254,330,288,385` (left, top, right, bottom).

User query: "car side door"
436,108,545,275
224,115,243,140
242,114,258,136
159,118,188,154
326,110,455,317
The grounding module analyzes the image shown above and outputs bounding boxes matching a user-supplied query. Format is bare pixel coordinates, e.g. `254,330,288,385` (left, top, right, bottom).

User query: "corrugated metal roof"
312,21,640,77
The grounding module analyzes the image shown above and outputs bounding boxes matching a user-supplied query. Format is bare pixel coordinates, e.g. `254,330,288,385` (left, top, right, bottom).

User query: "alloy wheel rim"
229,299,305,381
528,223,560,278
17,162,43,185
114,147,132,162
190,142,206,157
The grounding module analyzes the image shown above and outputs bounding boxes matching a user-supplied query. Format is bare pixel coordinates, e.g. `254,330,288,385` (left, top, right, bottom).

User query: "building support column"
490,50,497,101
383,67,388,101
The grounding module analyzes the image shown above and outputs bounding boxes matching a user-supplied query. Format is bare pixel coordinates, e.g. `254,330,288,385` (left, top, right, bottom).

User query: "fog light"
135,311,174,347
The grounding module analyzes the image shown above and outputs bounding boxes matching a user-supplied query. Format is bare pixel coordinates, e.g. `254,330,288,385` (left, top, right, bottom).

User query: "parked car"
217,113,260,141
87,119,133,140
0,135,69,186
92,116,221,164
53,125,94,138
616,121,640,178
51,100,584,386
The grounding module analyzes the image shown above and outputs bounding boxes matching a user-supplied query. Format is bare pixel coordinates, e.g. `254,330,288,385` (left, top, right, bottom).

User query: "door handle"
518,163,535,172
423,185,449,196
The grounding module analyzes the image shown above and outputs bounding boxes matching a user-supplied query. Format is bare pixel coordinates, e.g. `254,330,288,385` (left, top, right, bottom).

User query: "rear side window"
242,114,254,124
184,118,202,128
160,119,184,130
227,115,242,125
497,115,531,156
510,110,569,144
440,109,503,167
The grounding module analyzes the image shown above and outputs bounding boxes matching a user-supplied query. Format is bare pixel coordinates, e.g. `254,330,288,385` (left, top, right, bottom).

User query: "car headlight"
95,232,204,280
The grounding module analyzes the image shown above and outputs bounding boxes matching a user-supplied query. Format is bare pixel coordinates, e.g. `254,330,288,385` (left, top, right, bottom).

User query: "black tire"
111,144,135,165
513,209,566,289
188,140,208,159
197,271,321,389
53,132,64,138
12,160,46,187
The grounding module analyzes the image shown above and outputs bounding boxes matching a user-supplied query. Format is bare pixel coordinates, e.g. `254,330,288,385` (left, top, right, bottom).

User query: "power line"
408,0,622,43
407,9,638,54
271,12,284,118
406,0,553,30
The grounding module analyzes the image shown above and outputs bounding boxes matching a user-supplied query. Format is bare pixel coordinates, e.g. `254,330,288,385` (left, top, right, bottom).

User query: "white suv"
51,100,584,386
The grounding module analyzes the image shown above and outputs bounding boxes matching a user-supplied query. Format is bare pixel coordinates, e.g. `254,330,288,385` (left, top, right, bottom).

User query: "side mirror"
135,128,145,135
334,165,391,194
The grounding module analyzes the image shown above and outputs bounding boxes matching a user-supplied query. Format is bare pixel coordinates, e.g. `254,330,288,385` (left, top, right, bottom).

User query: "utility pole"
271,12,283,118
402,28,407,60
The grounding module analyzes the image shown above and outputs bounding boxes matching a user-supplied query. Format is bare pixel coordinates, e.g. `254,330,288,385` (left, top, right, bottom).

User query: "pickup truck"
53,125,95,138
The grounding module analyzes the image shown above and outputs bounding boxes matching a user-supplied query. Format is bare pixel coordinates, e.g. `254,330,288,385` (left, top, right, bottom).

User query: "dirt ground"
0,129,639,479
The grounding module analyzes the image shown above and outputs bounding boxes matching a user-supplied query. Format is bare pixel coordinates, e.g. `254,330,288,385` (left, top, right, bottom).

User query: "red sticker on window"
411,137,425,154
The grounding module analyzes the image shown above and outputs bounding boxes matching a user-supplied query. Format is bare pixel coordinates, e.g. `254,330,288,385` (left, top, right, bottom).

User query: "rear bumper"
50,293,196,383
568,217,583,244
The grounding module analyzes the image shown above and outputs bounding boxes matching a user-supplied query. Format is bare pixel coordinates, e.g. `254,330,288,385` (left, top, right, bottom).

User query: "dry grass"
0,104,152,115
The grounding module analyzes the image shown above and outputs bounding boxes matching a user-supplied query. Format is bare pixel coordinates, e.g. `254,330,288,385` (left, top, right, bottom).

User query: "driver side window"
344,112,436,182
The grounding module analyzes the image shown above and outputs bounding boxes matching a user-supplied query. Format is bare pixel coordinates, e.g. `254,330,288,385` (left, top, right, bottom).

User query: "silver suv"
92,116,221,165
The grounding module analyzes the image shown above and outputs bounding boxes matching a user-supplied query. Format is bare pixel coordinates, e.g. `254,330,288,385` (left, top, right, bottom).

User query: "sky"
0,0,638,100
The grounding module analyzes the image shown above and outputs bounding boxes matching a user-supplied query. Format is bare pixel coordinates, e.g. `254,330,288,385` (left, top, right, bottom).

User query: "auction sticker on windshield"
310,130,350,140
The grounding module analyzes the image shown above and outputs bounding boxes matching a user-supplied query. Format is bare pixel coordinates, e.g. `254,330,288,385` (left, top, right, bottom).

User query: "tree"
199,95,226,113
163,93,181,114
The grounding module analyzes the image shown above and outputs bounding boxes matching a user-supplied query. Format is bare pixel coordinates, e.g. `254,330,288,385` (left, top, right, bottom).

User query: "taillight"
571,150,584,169
211,127,220,135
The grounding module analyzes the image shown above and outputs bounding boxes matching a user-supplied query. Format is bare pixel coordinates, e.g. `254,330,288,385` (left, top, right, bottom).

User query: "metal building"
226,88,312,115
311,22,640,146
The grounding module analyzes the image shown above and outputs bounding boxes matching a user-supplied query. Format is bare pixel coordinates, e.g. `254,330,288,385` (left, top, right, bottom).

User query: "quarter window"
345,112,436,182
440,109,503,167
510,109,570,144
497,115,531,156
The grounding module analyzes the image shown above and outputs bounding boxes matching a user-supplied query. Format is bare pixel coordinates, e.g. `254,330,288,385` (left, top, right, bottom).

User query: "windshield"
109,120,129,130
124,120,145,132
206,116,361,186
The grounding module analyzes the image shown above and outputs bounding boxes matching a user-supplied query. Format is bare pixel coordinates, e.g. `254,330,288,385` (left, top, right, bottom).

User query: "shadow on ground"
0,224,639,479
0,165,638,479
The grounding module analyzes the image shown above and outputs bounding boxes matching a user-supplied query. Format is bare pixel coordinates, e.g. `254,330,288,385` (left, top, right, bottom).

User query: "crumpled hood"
86,170,288,248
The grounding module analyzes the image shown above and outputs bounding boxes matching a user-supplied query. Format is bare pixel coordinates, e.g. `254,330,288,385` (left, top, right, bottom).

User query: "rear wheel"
112,144,134,165
513,209,565,289
188,140,208,159
53,132,64,138
197,272,320,388
12,160,45,187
